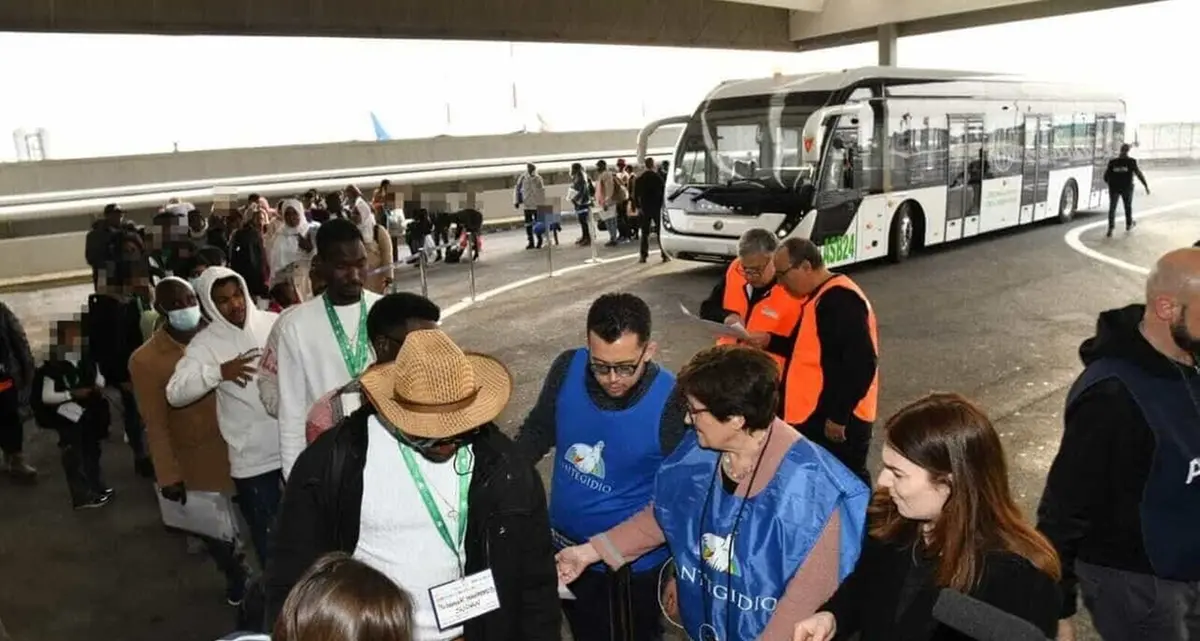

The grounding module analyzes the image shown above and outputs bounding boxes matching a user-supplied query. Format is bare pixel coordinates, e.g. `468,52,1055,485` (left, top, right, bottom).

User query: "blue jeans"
233,470,283,567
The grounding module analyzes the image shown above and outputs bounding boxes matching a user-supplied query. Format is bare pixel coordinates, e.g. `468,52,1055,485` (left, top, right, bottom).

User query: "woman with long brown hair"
793,392,1061,641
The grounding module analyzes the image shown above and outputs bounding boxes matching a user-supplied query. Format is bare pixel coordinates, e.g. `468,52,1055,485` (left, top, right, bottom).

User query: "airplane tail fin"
370,112,391,142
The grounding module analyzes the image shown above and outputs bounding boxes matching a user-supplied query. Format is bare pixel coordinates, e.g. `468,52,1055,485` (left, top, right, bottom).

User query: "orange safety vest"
717,259,803,375
782,274,879,425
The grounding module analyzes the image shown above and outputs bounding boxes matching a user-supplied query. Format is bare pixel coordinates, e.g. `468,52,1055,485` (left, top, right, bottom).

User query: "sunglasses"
588,343,649,378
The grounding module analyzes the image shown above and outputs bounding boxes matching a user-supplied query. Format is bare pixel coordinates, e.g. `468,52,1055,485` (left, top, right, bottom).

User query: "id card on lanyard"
397,442,501,631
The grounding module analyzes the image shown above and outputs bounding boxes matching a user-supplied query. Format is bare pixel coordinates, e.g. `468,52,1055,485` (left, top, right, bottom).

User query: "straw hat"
359,329,513,439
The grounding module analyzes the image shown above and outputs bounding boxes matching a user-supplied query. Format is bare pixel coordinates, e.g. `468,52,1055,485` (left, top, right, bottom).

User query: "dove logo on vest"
677,532,779,613
1187,458,1200,485
561,441,613,494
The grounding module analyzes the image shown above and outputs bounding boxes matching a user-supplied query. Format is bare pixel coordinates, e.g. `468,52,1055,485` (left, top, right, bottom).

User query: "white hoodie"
166,266,282,479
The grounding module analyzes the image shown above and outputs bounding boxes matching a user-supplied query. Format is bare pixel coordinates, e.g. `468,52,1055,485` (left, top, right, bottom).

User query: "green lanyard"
397,443,471,567
323,295,370,377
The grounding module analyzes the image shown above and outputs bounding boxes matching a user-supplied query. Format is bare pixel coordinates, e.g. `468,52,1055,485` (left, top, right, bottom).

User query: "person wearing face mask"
265,329,560,641
29,319,112,509
304,292,441,445
1038,247,1200,641
166,267,282,568
792,393,1061,641
130,277,249,606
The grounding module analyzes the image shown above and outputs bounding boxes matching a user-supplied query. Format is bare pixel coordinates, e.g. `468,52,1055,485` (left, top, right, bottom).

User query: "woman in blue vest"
556,345,870,641
792,393,1062,641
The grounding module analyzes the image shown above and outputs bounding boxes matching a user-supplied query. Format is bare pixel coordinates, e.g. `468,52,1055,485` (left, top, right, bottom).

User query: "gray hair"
737,228,778,259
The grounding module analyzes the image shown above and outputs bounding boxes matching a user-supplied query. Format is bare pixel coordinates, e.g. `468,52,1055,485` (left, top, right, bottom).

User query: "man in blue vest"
1038,247,1200,641
516,292,687,641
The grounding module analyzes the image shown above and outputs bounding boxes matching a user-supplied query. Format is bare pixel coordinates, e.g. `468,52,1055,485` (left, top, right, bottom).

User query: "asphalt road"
2,169,1197,641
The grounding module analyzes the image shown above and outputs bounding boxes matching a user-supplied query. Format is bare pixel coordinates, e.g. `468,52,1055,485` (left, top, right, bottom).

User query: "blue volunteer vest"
1066,357,1200,581
549,348,675,572
656,430,869,641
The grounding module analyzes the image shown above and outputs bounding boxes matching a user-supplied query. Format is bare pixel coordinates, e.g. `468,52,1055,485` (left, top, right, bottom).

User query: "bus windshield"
673,91,834,188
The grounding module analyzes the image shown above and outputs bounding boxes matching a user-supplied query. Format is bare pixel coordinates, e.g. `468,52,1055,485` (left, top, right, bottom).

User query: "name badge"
428,569,501,631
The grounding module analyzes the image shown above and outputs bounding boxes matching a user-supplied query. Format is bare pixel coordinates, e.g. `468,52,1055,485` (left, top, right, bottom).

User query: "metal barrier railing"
368,207,649,314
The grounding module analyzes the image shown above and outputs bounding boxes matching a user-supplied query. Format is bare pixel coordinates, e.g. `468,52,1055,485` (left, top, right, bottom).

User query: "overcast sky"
1,0,1194,160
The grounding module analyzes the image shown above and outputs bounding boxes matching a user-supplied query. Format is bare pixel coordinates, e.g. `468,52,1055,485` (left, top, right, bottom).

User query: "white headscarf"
352,196,377,243
279,199,310,237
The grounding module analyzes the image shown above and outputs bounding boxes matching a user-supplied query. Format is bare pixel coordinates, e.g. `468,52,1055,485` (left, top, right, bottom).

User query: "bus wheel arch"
1057,179,1079,223
888,200,924,263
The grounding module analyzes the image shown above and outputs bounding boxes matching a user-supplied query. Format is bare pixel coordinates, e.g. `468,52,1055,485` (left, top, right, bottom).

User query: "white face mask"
166,305,203,331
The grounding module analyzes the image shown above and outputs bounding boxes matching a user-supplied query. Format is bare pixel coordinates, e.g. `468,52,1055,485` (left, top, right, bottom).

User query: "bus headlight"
663,209,684,232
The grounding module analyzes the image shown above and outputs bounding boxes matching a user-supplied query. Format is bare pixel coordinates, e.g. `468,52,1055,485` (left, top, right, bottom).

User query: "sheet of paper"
157,490,238,542
678,302,752,340
558,582,577,600
56,402,84,423
429,569,502,630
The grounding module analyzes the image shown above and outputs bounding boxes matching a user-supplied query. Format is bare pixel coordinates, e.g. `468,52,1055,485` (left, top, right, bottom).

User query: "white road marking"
441,251,643,320
1063,199,1200,275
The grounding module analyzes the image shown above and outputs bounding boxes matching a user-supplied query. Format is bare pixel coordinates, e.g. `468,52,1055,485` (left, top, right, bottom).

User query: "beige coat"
129,329,233,493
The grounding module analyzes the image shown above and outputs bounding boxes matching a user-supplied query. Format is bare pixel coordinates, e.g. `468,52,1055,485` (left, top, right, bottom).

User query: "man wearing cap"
266,329,560,641
516,292,686,641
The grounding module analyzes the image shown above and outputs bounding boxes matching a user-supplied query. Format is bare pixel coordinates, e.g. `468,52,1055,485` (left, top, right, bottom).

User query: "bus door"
945,116,984,241
1021,115,1053,222
810,115,865,266
1091,114,1117,210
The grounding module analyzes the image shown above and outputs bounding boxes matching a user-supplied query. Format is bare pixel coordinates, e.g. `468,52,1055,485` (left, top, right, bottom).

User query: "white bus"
637,67,1126,267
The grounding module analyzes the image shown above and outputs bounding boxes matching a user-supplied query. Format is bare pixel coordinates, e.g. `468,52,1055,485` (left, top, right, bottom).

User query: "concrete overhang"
0,0,797,51
717,0,827,11
0,0,1165,53
789,0,1165,50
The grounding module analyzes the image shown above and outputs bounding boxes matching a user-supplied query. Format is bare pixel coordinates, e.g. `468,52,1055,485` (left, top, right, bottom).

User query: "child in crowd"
29,319,113,510
218,553,414,641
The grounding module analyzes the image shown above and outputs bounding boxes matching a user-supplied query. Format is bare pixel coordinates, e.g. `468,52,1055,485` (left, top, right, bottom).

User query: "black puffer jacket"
264,409,560,641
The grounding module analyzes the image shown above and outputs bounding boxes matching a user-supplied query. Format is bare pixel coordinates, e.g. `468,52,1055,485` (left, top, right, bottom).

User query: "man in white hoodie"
166,266,282,567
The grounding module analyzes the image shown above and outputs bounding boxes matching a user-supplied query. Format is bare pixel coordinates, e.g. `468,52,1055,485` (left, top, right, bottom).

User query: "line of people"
520,157,670,264
3,211,1197,640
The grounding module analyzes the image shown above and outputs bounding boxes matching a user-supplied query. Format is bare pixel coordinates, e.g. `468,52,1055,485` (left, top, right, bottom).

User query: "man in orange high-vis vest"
697,229,803,375
773,237,879,481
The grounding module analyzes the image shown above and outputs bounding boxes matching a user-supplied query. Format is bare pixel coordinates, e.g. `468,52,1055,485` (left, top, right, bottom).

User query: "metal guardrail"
388,211,619,309
0,146,675,222
1132,122,1200,163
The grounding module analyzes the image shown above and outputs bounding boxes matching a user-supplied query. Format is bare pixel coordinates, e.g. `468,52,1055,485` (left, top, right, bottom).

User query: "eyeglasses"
588,343,649,378
684,404,712,424
737,261,772,278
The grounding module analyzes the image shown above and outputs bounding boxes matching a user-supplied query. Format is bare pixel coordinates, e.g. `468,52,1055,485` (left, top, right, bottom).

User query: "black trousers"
798,415,872,484
1108,187,1134,229
0,386,23,455
563,564,665,641
1078,560,1200,641
57,415,107,505
639,206,663,259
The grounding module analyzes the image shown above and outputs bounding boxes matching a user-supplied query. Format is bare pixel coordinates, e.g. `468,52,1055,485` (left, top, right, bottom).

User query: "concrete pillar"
877,23,897,67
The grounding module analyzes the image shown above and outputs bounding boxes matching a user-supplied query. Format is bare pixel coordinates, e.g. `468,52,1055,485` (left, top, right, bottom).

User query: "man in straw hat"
265,329,560,641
